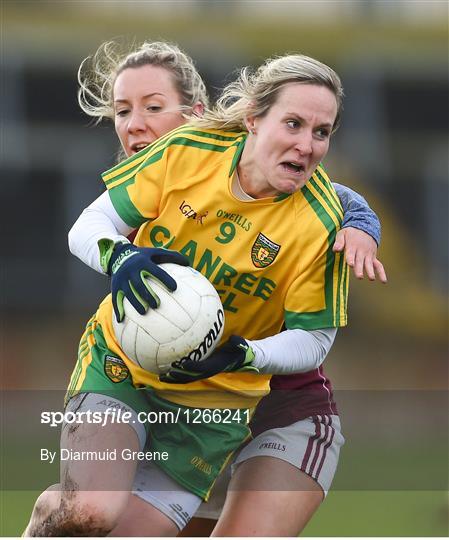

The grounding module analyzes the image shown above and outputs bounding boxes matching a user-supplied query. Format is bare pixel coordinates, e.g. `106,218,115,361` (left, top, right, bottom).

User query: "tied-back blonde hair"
78,40,209,123
193,54,343,133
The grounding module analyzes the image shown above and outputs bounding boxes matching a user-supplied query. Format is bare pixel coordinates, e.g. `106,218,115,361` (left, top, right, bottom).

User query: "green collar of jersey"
229,133,247,177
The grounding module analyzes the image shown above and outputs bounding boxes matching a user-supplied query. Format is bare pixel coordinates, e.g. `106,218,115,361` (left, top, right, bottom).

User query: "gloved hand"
101,241,189,322
160,335,259,384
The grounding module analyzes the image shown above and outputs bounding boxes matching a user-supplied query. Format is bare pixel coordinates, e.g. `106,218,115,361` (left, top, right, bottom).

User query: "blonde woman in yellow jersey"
24,43,385,537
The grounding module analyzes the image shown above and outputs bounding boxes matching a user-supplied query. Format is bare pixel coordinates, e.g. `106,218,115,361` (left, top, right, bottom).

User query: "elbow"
68,214,83,256
67,206,93,256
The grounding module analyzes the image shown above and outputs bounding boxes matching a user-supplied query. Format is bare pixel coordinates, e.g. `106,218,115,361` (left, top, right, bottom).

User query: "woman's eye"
147,105,162,112
116,109,129,117
316,128,330,139
286,120,299,129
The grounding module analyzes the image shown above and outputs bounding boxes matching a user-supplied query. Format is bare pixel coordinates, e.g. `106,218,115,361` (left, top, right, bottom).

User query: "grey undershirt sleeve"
247,327,337,374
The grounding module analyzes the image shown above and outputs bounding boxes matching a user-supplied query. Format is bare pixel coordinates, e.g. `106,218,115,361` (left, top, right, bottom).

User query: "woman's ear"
191,102,205,117
245,115,257,134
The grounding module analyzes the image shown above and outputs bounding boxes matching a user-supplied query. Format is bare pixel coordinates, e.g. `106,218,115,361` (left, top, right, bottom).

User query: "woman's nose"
127,111,147,133
294,132,313,155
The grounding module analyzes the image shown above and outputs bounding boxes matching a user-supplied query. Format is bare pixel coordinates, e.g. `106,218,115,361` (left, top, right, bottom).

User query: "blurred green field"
1,489,447,536
302,491,448,536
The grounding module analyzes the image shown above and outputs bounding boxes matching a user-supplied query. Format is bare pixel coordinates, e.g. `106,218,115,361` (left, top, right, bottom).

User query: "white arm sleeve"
68,191,135,274
246,327,337,375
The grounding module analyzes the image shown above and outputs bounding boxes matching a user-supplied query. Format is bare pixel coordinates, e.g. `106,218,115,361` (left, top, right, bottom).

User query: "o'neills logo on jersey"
179,309,225,363
104,355,129,383
259,441,286,452
251,232,281,268
179,200,208,225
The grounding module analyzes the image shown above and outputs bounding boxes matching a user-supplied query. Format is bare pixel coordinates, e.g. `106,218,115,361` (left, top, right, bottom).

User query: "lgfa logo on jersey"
251,232,281,268
179,200,208,225
104,355,129,383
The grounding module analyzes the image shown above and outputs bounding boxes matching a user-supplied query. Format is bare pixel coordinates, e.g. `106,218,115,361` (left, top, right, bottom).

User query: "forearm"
68,191,134,274
246,327,337,375
333,182,381,245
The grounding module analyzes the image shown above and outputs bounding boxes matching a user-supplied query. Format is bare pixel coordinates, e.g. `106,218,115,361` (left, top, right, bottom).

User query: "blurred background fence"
1,1,448,536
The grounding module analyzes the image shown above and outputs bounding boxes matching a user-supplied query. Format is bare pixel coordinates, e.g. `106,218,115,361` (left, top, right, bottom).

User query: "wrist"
229,336,258,372
98,238,130,274
244,339,263,369
341,221,381,246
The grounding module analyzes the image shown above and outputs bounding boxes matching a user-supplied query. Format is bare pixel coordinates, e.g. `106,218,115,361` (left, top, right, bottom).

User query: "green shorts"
65,318,251,499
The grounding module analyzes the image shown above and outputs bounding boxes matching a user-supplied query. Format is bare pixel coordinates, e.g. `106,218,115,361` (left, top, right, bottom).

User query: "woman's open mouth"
281,161,305,175
131,142,150,154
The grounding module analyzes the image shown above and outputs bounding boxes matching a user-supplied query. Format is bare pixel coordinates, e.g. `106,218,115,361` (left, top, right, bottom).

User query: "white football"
112,263,225,374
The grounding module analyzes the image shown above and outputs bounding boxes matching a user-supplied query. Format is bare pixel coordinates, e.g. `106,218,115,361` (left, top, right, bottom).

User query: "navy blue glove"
160,335,259,384
101,241,189,322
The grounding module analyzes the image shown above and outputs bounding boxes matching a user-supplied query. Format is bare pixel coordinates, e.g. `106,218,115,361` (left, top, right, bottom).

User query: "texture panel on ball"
122,316,139,354
112,311,137,354
133,329,161,372
182,272,218,298
139,308,186,343
145,279,197,330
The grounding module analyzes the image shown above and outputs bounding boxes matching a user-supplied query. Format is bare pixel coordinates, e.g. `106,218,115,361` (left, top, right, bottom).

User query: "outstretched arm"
333,183,387,283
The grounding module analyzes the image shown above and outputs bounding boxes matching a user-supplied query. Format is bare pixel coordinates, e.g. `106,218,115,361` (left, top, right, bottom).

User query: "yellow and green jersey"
95,124,348,408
